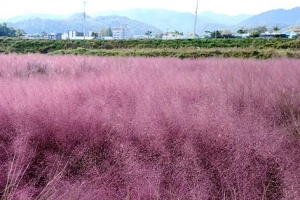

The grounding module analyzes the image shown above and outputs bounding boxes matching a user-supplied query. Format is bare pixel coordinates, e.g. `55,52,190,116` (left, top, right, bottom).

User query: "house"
21,34,35,39
286,32,298,39
162,31,186,40
260,32,288,39
132,35,149,40
97,36,113,40
48,33,62,40
233,33,250,38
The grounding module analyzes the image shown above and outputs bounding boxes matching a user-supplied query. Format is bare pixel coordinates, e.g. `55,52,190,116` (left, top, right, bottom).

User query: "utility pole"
193,0,199,38
166,28,168,39
83,0,86,40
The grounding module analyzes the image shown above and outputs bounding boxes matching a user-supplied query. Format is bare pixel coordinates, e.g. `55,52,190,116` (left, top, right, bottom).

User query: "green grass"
0,37,300,58
49,47,300,59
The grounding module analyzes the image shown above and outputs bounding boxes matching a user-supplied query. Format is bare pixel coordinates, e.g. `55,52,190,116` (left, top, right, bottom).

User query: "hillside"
2,7,300,35
6,13,69,23
239,7,300,28
94,9,228,34
96,8,299,33
7,15,162,35
198,11,252,25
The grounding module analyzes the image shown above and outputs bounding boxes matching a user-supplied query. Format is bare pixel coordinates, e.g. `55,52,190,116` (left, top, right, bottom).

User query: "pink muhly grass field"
0,54,300,199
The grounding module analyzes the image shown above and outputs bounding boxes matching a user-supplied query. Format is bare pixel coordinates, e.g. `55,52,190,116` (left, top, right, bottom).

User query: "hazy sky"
0,0,298,18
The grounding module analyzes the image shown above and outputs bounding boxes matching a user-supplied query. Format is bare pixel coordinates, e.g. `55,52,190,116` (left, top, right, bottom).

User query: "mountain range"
97,9,252,28
238,7,300,28
95,9,250,34
3,7,300,35
7,14,162,36
6,14,68,23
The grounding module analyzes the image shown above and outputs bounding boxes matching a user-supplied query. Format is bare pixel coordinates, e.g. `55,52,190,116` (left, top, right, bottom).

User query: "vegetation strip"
0,38,300,58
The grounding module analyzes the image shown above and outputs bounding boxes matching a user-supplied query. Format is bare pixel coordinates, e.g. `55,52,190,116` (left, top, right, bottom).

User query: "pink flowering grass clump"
0,54,300,199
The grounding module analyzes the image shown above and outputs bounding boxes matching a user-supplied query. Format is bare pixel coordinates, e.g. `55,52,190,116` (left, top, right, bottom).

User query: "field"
1,54,300,199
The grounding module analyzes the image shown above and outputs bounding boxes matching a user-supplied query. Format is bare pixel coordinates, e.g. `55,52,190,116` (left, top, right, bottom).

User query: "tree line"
204,26,284,39
0,22,25,37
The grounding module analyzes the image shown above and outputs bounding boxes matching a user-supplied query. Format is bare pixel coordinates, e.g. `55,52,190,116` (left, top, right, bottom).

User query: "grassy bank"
0,37,300,58
50,47,300,59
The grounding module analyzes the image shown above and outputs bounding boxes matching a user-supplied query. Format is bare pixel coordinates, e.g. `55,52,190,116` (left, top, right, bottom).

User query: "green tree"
249,26,267,37
91,32,98,38
145,30,152,39
41,31,47,38
205,30,211,34
99,28,106,37
256,26,267,34
0,22,8,36
155,33,163,39
106,27,113,37
174,30,180,39
237,28,247,34
222,30,232,38
273,26,280,32
99,27,113,37
249,32,260,38
16,29,25,37
211,30,222,38
174,31,183,38
0,22,17,37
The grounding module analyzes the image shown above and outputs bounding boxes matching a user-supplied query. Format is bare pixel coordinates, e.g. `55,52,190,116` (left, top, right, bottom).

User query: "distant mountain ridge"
95,8,299,33
3,7,300,35
239,7,300,28
6,14,69,23
94,9,232,33
7,15,162,36
199,11,251,25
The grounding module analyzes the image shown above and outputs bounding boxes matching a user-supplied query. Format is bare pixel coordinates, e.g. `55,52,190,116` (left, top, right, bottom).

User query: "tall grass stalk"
0,54,300,199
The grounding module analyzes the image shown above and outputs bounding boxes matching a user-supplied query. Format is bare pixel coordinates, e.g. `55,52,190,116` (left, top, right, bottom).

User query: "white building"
48,33,62,40
62,30,94,40
162,31,186,40
112,24,131,40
